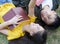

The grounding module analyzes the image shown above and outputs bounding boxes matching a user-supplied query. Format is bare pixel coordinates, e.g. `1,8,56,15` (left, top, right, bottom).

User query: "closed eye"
48,16,52,19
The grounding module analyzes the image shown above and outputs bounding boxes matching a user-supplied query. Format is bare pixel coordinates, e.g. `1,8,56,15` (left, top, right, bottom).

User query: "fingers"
16,18,23,24
16,15,23,21
16,15,22,18
15,22,21,25
13,15,23,20
18,18,23,21
9,15,24,25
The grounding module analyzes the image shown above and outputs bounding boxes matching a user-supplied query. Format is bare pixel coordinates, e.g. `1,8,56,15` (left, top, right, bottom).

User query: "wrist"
7,21,12,25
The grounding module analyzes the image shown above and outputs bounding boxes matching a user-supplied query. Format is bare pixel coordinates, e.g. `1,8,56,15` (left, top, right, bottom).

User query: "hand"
23,23,45,35
8,15,23,25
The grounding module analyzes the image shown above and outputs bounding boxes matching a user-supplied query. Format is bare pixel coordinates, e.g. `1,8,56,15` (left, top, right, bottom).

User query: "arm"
28,0,36,16
0,21,12,30
0,28,24,40
28,0,37,23
0,15,22,30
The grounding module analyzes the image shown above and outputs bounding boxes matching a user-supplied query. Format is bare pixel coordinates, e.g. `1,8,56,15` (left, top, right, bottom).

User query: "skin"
28,0,36,16
26,0,58,25
23,23,45,36
0,23,45,36
0,0,56,35
0,15,23,30
41,5,57,25
0,0,45,36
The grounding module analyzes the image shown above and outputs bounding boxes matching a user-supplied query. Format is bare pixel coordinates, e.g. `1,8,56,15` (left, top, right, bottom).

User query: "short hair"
45,14,60,30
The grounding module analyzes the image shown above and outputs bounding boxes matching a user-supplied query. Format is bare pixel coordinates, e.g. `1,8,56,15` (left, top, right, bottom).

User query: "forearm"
0,29,8,35
0,21,11,29
0,28,24,40
28,0,36,16
29,0,36,8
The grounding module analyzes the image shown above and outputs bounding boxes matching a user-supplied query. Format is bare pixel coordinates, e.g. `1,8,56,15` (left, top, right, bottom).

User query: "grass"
0,5,60,44
0,33,8,44
46,5,60,44
46,27,60,44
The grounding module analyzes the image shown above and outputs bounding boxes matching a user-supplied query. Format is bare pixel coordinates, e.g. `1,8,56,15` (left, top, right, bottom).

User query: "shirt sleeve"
7,17,33,40
42,0,53,9
7,25,25,40
28,15,37,23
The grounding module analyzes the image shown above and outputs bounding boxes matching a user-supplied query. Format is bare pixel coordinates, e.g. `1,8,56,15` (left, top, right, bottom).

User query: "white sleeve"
42,0,53,9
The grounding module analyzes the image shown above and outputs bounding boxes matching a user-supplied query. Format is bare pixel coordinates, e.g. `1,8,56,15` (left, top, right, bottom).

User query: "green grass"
0,5,60,44
46,27,60,44
46,6,60,44
0,33,8,44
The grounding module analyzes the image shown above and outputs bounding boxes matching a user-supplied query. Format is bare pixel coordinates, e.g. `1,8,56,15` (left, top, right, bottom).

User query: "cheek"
41,15,48,22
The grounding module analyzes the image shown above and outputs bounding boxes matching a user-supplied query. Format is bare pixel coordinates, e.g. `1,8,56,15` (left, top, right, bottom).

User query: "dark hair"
9,31,47,44
45,15,60,30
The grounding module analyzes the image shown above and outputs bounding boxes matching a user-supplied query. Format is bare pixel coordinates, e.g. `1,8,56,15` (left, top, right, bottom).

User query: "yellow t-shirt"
0,3,15,23
7,15,36,40
0,3,36,40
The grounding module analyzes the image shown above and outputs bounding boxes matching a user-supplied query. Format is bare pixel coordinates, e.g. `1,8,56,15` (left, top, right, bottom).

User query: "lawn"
46,5,60,44
0,3,60,44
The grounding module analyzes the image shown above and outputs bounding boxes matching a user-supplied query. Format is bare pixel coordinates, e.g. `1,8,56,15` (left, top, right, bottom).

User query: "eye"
48,16,52,19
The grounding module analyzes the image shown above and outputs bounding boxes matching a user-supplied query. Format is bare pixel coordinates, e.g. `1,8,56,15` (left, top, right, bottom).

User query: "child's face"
41,8,57,25
23,23,45,34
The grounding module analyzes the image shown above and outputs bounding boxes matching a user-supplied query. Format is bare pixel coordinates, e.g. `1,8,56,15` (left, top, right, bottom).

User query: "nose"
43,15,47,18
43,15,49,21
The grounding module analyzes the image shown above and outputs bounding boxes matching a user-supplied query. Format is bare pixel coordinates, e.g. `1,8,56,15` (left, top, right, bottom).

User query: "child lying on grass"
0,1,36,40
0,1,47,44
